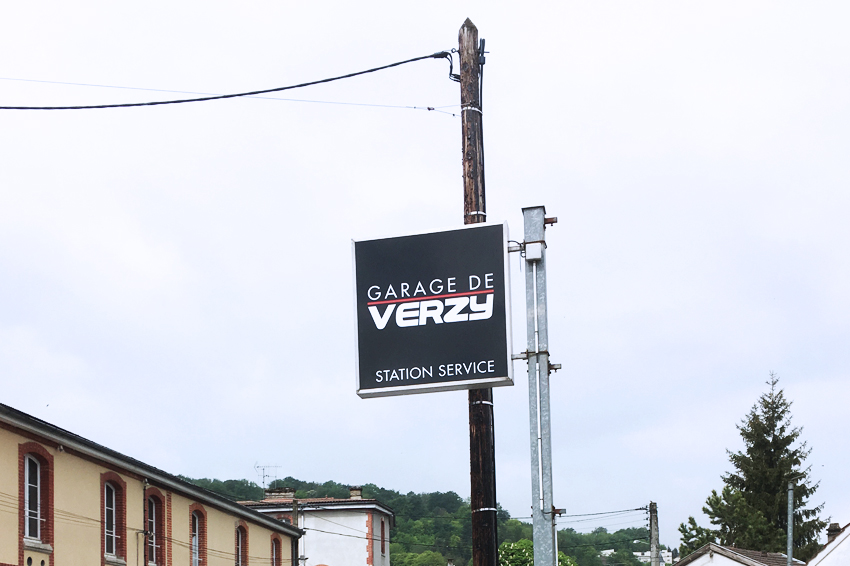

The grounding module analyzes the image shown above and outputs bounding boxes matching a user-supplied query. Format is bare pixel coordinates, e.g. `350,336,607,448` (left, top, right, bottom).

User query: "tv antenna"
254,463,282,489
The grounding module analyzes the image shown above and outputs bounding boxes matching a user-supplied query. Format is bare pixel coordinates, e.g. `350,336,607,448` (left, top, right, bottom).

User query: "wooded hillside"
180,476,652,566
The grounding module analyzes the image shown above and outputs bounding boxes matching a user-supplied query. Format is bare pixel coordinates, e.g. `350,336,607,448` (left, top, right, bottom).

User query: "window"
191,512,200,566
235,525,248,566
271,537,281,566
25,456,40,539
146,494,164,565
380,518,386,555
18,443,53,551
148,497,157,563
105,483,116,555
102,472,127,561
189,504,207,566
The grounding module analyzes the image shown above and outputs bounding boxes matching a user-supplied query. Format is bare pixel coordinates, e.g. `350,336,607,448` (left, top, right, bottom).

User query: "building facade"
242,487,393,566
0,403,302,566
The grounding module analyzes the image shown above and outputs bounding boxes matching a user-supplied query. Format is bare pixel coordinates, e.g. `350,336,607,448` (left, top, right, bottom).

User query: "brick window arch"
18,441,54,565
235,521,249,566
146,487,166,566
101,471,127,564
271,534,283,566
188,503,207,566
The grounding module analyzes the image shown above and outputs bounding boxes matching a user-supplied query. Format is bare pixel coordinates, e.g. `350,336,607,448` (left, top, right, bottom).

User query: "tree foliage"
678,374,826,561
178,476,264,501
559,527,650,566
498,539,579,566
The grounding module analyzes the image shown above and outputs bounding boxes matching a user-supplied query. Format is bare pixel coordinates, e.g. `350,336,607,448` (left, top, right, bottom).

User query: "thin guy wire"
0,76,459,115
0,50,452,110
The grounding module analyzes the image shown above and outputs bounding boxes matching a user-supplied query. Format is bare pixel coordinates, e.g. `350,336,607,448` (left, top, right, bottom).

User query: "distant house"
0,402,302,566
241,486,394,566
634,549,674,564
807,522,849,566
676,543,804,566
601,548,673,565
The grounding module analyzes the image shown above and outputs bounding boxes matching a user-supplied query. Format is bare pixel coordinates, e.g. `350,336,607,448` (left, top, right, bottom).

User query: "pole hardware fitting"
461,106,483,115
523,239,547,262
554,507,566,516
471,400,493,406
508,244,523,253
544,216,558,226
511,352,529,360
472,507,498,513
549,362,562,373
465,210,486,217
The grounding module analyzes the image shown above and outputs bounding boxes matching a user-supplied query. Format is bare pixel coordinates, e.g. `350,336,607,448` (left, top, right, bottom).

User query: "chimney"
349,486,363,500
827,522,841,543
265,486,296,500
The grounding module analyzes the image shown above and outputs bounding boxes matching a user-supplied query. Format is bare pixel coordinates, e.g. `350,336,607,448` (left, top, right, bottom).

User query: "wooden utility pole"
650,502,660,566
459,18,497,566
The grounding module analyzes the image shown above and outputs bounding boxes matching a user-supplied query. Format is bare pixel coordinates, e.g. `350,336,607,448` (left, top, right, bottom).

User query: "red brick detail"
146,487,166,566
101,472,128,566
270,535,283,566
366,512,374,566
18,442,54,566
188,504,207,566
235,520,249,566
166,492,173,566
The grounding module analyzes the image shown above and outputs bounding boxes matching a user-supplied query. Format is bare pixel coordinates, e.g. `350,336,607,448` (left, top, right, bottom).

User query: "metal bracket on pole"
523,205,557,566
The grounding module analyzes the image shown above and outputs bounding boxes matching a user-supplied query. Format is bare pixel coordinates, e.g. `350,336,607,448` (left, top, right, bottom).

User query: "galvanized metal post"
787,481,794,566
523,206,556,566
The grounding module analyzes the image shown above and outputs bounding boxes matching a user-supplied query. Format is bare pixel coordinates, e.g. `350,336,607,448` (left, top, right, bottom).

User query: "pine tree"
678,373,826,561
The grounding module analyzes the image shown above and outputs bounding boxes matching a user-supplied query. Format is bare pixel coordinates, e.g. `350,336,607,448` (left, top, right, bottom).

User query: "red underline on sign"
366,289,494,306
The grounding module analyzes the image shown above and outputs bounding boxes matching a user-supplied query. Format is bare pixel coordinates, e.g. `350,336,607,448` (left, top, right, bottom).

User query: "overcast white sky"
2,0,848,550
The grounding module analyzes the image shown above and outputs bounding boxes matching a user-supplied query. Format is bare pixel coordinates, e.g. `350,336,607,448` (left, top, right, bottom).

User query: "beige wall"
0,429,21,565
1,426,293,566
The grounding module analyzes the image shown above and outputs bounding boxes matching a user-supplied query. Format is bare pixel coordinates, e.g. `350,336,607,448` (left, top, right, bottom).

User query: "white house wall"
808,528,850,566
300,509,389,566
679,553,746,566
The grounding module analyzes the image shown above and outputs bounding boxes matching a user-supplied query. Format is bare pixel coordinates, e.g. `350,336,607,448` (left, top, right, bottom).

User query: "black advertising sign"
353,223,513,398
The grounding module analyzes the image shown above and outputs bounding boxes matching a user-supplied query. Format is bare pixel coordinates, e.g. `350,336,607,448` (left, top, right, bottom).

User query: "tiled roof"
725,547,803,566
239,496,395,516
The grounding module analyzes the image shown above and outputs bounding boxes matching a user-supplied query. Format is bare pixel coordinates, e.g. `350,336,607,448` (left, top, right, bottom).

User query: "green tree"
499,539,534,566
499,539,581,566
678,516,719,557
605,549,642,566
678,374,826,561
412,550,448,566
178,476,264,501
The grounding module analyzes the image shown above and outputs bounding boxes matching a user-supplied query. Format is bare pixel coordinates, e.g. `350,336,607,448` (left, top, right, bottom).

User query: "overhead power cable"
559,536,650,550
559,507,647,518
0,50,453,111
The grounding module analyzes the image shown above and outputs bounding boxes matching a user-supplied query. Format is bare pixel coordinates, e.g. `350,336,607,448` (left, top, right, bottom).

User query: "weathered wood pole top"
459,18,485,225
